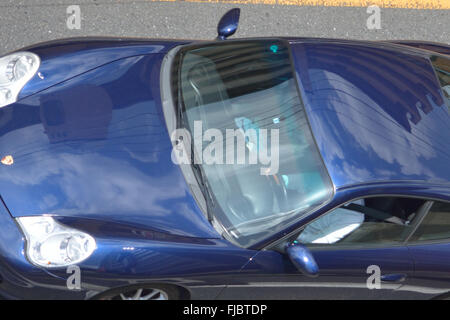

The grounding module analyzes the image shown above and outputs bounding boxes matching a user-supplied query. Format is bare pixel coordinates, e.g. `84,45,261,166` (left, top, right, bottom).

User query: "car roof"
288,40,450,190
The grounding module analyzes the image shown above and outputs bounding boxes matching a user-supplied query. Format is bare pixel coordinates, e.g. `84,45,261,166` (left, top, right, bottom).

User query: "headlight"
0,51,40,108
16,216,96,268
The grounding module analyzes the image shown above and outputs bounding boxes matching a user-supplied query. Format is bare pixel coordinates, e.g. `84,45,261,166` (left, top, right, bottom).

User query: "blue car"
0,9,449,300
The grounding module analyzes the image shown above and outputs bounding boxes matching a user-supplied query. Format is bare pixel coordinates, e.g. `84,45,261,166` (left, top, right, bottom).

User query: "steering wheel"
267,175,289,212
226,194,258,222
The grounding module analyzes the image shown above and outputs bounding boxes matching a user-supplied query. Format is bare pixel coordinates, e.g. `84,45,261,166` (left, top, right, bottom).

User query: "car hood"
0,42,220,239
17,37,188,100
289,39,450,189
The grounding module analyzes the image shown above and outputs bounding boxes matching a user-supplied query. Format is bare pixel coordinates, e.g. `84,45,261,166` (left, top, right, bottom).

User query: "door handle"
380,273,407,283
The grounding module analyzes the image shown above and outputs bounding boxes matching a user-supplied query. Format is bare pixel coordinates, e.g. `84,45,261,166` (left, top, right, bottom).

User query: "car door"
218,197,425,300
402,201,450,300
219,242,414,300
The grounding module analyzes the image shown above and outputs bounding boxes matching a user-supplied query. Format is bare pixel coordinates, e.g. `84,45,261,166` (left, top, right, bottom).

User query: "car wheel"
94,284,181,300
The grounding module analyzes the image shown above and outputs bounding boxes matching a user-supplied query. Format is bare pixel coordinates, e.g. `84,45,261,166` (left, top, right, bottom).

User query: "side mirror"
216,8,240,40
286,241,319,277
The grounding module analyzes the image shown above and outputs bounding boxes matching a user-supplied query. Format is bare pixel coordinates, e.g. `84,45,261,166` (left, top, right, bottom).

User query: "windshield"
171,40,333,247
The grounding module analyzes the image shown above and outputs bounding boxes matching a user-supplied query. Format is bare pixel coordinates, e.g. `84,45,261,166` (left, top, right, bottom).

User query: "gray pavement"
0,0,449,55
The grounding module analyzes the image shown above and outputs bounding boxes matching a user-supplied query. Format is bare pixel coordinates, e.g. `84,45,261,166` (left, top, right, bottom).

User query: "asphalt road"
0,0,449,56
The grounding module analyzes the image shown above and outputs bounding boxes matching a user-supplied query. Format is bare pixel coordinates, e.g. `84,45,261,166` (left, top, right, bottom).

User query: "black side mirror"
216,8,240,40
286,241,319,277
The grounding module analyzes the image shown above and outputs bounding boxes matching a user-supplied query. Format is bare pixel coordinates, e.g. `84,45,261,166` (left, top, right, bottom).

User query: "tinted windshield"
172,40,333,247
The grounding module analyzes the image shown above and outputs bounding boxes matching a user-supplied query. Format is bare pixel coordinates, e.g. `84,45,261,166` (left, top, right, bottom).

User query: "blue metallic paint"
0,39,264,300
0,52,220,239
0,210,258,299
286,242,319,277
0,37,449,299
216,8,240,40
18,38,188,100
406,242,450,298
220,243,416,299
290,40,450,189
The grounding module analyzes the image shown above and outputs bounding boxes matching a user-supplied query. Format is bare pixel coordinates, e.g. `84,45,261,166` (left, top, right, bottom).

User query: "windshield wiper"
176,89,215,223
186,126,215,223
191,161,215,223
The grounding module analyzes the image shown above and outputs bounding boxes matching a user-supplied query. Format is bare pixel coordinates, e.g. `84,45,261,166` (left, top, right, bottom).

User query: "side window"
410,201,450,242
430,56,450,110
296,197,427,246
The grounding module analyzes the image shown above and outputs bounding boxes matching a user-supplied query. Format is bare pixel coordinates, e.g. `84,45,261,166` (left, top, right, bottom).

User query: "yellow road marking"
175,0,450,9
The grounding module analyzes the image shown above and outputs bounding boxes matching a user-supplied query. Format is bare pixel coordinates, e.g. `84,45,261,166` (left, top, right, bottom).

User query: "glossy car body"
0,24,449,299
